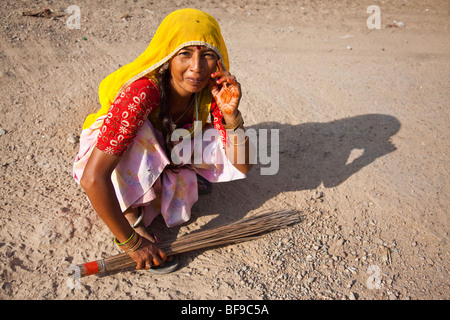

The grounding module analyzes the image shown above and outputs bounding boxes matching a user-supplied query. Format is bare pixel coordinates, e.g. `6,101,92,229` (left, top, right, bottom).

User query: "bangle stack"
114,230,142,253
222,110,244,132
228,134,249,146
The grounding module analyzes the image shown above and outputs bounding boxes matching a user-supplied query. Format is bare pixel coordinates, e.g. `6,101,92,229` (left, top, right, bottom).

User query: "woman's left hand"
210,60,241,124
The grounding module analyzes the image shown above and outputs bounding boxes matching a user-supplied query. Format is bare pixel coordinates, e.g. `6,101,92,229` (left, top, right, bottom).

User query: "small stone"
388,291,398,300
313,190,324,199
67,134,79,144
374,238,384,245
306,277,316,285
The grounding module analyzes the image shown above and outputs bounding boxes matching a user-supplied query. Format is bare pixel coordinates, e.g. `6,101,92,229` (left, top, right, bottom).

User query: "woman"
73,9,253,273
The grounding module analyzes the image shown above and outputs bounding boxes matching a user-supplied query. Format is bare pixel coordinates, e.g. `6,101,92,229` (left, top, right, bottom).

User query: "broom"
68,209,301,278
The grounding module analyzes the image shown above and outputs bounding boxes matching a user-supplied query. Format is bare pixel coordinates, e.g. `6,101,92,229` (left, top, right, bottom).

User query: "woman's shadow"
149,113,400,267
191,113,400,224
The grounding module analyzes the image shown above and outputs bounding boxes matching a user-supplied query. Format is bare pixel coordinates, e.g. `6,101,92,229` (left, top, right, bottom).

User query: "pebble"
0,128,6,136
305,277,316,285
67,134,79,144
313,190,324,199
374,237,384,245
348,266,358,274
388,291,398,300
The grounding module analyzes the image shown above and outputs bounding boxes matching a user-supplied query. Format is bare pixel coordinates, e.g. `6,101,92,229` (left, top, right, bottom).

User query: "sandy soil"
0,0,448,300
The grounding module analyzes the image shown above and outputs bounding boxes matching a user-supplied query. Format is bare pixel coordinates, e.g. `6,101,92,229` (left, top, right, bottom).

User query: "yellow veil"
82,8,229,131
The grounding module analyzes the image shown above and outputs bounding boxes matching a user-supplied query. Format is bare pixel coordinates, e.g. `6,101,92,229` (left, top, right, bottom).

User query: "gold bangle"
122,233,141,252
227,134,248,147
114,231,142,252
127,235,143,252
226,122,244,133
222,111,244,131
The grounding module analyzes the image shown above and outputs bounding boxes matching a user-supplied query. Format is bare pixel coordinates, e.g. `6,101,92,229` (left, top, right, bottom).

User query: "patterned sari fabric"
73,9,245,228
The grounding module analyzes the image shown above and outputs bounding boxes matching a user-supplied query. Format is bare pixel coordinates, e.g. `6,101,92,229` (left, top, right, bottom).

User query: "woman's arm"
79,78,165,269
80,148,132,243
80,147,167,269
210,60,254,174
224,125,254,174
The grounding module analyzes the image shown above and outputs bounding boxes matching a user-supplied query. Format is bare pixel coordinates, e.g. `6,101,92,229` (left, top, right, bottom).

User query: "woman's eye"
204,53,217,59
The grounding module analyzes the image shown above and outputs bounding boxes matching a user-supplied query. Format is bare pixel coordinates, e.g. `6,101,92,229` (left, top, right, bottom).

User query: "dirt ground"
0,0,448,300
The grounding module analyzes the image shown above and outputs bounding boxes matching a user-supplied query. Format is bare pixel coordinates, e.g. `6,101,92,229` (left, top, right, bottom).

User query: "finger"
136,261,145,270
228,75,237,84
209,76,218,88
215,74,236,85
210,62,223,80
152,256,162,267
210,70,228,80
217,59,225,72
159,250,167,263
209,78,220,96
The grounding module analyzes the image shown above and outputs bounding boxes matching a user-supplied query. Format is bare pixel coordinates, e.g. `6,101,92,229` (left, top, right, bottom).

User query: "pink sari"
73,116,245,228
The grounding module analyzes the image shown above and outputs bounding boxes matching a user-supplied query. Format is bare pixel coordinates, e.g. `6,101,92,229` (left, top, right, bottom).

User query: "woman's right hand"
128,237,167,270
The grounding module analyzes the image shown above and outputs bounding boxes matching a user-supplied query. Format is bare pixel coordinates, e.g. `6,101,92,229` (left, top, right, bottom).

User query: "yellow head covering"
82,8,229,130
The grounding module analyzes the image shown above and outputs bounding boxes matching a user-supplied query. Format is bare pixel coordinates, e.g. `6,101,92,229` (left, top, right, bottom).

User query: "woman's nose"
189,53,203,72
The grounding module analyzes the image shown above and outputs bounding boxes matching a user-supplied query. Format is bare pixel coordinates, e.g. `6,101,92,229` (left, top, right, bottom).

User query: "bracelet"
127,234,143,252
227,134,249,147
222,111,244,131
132,208,144,228
114,230,135,246
114,230,142,252
225,122,244,133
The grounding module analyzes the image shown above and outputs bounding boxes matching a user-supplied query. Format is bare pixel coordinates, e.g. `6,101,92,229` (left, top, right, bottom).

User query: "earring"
159,62,169,74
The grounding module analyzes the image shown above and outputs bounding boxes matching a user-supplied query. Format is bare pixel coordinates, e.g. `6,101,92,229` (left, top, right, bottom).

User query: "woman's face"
169,46,219,97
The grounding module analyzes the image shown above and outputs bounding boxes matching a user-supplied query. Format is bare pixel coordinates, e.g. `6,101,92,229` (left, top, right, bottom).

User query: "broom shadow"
148,113,401,270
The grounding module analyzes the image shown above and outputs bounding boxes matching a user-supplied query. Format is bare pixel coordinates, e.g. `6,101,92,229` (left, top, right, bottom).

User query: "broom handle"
68,235,259,278
69,253,133,278
69,247,177,278
68,210,300,278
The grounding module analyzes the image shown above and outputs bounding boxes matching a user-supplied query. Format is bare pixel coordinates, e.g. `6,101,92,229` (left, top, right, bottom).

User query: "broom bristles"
70,209,301,277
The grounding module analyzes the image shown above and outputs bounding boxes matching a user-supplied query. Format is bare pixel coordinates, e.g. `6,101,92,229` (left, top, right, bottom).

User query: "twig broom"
69,209,301,278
